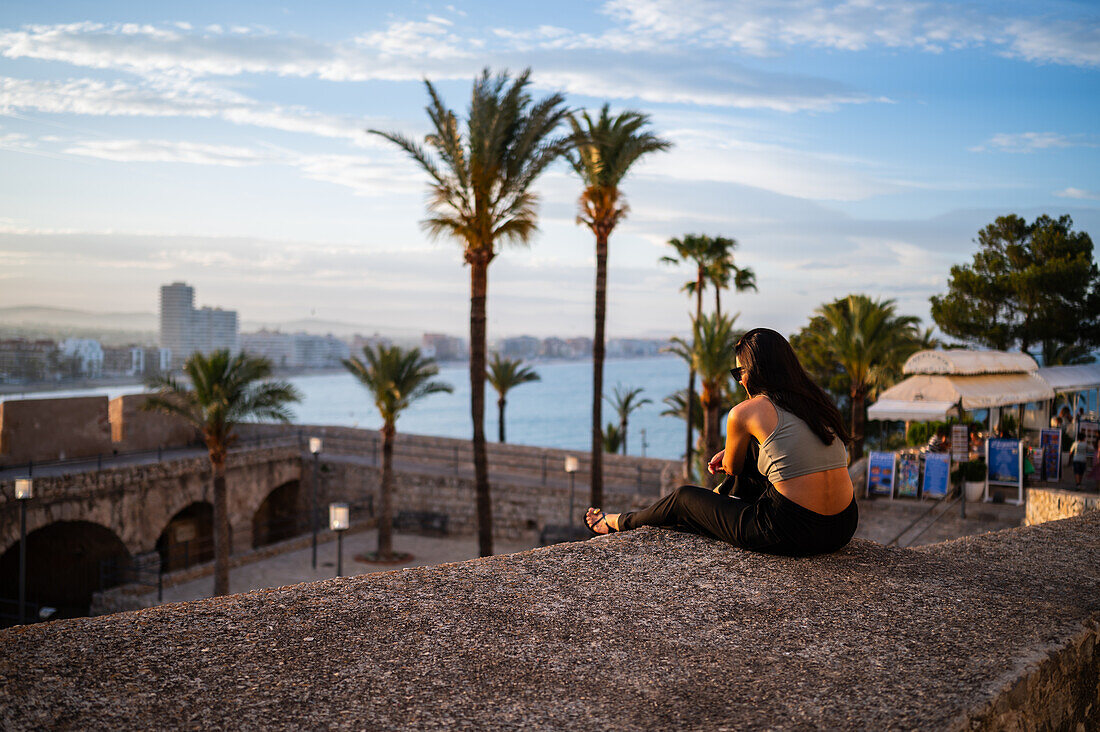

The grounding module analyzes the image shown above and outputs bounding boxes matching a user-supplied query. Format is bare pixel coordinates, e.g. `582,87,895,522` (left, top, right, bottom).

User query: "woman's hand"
707,450,726,475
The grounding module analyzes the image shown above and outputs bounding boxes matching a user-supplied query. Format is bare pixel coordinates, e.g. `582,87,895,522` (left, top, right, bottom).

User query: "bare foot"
585,507,620,534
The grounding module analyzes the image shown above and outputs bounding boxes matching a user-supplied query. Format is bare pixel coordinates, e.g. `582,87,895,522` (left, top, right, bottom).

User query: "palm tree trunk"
378,422,395,559
621,418,627,456
210,448,230,597
498,397,506,444
470,257,493,557
591,232,609,509
850,389,866,463
684,268,704,480
715,289,722,319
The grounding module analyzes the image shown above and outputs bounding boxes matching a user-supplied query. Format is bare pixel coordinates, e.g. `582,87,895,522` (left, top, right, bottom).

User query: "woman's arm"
720,400,757,475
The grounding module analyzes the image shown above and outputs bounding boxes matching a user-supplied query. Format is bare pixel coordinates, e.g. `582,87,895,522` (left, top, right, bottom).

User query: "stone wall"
0,396,112,465
1025,486,1100,526
108,394,200,452
317,455,661,543
0,447,301,557
239,422,681,495
3,512,1098,730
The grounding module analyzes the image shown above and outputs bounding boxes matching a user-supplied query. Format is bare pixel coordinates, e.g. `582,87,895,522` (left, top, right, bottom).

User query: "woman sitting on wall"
585,327,858,557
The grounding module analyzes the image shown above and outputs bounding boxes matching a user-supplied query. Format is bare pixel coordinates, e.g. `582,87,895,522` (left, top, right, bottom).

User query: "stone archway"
156,502,215,573
252,480,304,549
0,520,129,625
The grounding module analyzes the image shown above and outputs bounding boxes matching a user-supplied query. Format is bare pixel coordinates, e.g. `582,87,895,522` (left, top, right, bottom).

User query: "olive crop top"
756,401,848,483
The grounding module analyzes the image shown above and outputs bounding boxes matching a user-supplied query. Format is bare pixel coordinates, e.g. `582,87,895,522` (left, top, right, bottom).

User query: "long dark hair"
735,328,850,446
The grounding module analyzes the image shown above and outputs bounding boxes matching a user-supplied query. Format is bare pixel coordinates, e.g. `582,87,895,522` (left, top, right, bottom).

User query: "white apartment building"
59,338,104,378
240,330,350,369
159,282,239,370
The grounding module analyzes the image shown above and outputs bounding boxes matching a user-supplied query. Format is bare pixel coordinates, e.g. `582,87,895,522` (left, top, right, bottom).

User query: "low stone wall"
108,394,200,452
0,396,112,465
319,456,660,543
239,422,681,494
1025,486,1100,526
3,513,1098,730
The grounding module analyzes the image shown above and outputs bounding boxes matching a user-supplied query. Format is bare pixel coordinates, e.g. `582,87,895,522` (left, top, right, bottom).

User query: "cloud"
531,57,884,113
1055,187,1100,201
598,0,1100,68
0,76,387,146
970,131,1093,153
64,139,274,166
56,134,425,197
0,20,475,82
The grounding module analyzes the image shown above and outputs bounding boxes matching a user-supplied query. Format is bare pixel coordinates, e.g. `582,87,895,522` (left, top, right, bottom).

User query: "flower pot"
964,480,985,502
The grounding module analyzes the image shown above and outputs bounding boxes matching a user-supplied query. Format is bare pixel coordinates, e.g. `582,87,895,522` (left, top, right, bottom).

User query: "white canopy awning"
870,372,1054,418
867,398,959,422
903,349,1039,375
1036,363,1100,393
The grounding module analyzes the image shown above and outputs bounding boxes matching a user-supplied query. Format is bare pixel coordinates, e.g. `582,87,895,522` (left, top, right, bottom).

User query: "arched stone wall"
252,480,304,549
0,520,129,621
0,450,301,558
156,502,214,572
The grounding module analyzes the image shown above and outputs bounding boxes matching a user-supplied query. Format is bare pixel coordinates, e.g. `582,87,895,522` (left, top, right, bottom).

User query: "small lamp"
329,502,350,578
329,502,350,531
564,456,579,474
309,437,323,455
15,478,33,500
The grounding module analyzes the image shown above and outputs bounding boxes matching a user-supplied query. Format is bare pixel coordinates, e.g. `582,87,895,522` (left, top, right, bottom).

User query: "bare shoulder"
729,395,775,428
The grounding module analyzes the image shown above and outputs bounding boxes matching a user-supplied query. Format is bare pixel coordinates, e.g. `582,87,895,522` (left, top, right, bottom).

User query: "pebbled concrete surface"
2,512,1098,731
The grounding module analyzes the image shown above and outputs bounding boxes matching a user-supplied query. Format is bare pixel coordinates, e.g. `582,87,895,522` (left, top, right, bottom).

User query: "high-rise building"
159,282,239,370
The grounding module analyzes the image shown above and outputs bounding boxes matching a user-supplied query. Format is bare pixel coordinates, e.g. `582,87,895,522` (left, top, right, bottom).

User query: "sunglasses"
729,366,743,381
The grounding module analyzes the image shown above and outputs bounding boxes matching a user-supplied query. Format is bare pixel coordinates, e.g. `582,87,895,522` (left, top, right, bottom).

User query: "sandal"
584,508,618,535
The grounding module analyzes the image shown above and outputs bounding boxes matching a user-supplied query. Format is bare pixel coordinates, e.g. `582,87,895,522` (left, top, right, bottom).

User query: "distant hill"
0,306,416,341
0,306,158,332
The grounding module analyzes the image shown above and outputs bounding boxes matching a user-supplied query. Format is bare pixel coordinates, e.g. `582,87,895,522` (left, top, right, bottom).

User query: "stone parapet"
1025,486,1100,526
2,513,1098,730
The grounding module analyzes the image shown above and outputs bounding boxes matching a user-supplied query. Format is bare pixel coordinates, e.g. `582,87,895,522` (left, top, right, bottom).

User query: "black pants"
619,459,858,557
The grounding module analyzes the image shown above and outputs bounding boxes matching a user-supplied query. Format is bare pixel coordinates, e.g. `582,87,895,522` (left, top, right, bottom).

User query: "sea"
1,356,694,460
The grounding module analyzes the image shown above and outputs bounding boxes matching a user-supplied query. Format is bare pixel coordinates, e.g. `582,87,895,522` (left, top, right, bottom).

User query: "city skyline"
1,1,1099,339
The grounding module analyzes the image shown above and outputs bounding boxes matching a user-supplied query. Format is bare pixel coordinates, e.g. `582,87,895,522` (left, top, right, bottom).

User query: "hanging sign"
922,452,951,499
1039,428,1061,482
950,424,969,462
867,451,896,498
896,453,920,498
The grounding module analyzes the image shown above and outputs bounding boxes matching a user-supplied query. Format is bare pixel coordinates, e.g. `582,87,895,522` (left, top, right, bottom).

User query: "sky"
0,0,1098,339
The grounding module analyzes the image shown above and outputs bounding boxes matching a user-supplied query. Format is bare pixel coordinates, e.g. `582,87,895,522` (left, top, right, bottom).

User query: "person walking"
1070,432,1090,490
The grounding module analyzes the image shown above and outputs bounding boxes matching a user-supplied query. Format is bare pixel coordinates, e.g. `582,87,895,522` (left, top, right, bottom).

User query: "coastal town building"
159,282,239,370
58,338,104,378
0,338,55,382
422,333,466,361
240,330,350,370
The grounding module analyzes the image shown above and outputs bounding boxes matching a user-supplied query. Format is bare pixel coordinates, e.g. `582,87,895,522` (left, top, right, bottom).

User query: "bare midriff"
773,467,854,516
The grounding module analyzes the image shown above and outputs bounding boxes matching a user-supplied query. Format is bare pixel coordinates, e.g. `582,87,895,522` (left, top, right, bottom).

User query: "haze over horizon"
1,1,1098,340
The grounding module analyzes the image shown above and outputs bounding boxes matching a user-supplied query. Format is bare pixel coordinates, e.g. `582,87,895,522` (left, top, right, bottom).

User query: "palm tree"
143,350,300,596
707,247,757,319
602,423,625,454
660,234,731,477
668,312,742,486
370,68,570,557
605,384,651,455
344,344,452,560
799,295,922,459
569,104,670,508
486,353,540,443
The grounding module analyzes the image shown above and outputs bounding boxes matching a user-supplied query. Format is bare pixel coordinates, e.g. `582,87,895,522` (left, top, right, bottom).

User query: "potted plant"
952,460,986,502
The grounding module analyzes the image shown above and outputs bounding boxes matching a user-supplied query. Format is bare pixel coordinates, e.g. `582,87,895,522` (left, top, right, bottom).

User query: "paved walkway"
153,530,541,604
